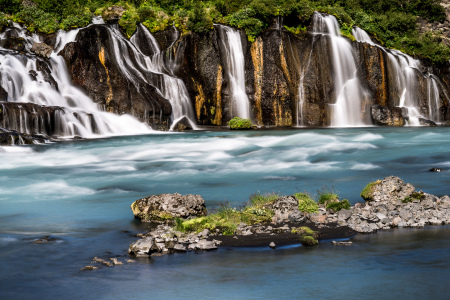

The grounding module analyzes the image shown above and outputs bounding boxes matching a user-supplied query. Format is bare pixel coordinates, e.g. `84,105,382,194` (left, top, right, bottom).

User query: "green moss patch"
295,192,318,213
360,180,381,201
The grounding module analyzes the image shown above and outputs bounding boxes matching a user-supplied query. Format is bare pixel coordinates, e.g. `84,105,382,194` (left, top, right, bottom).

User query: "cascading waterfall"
313,13,365,127
129,24,197,130
353,26,444,125
215,25,251,119
0,24,153,139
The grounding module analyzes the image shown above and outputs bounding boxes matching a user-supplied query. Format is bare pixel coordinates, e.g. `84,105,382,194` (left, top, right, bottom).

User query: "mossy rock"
360,180,381,201
300,235,319,247
228,117,252,130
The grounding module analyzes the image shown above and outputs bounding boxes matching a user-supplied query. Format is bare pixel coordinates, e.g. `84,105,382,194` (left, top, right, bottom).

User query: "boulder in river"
172,116,193,131
30,42,53,58
370,105,407,126
131,193,207,222
360,176,415,202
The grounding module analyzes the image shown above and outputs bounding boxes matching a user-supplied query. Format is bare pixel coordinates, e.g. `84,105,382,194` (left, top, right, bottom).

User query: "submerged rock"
131,193,207,222
429,168,442,172
418,118,437,127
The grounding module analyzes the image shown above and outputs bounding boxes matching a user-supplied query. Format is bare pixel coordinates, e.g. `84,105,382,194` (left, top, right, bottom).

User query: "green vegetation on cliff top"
0,0,448,63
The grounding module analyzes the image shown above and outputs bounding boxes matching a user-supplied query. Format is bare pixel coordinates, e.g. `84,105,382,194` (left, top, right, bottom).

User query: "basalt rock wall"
42,22,450,128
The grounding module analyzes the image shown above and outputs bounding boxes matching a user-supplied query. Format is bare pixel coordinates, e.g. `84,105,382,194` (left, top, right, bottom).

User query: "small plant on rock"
295,192,318,213
326,199,350,212
292,226,319,247
228,117,252,130
360,180,381,201
317,187,340,205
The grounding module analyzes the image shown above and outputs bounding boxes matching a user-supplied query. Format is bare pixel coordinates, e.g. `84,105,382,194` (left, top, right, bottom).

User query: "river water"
1,127,450,299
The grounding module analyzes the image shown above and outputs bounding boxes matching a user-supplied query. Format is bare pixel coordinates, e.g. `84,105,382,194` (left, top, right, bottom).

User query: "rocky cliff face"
2,14,450,133
60,24,172,129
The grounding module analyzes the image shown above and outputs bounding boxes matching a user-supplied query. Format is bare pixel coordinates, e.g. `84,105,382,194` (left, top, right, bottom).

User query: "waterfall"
0,25,153,139
353,26,444,125
215,25,251,119
126,24,197,130
312,13,365,127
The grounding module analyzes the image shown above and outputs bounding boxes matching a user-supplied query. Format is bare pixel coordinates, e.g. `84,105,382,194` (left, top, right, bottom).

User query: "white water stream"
130,24,197,130
313,13,365,127
215,25,251,119
352,26,444,125
0,24,152,138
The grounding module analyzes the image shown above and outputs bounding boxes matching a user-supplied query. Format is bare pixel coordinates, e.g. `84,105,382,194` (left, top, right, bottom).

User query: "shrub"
292,226,319,246
360,180,380,201
228,117,252,129
295,192,318,213
326,199,350,212
119,5,140,38
186,2,213,34
14,5,59,34
0,0,21,14
300,235,319,246
0,12,8,30
60,9,91,31
317,188,339,205
250,192,280,207
225,8,265,42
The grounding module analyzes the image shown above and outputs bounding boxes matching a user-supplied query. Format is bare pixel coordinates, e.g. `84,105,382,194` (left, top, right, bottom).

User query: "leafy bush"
295,192,318,213
226,8,265,42
0,0,21,14
60,9,91,31
186,2,213,34
250,192,280,207
326,199,350,211
119,5,140,37
317,189,339,205
292,226,319,246
228,117,252,129
14,5,59,34
0,12,8,30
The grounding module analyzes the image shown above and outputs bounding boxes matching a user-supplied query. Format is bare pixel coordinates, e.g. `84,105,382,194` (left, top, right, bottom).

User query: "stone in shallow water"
269,242,276,249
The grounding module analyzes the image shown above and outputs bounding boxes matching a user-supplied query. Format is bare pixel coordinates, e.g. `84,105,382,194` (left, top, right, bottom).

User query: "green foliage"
60,9,91,31
186,2,213,34
292,226,319,246
360,180,380,201
228,117,252,130
250,192,280,207
225,8,265,42
402,191,425,203
340,23,355,41
295,192,318,213
326,199,350,211
300,235,319,246
14,5,59,34
0,0,21,14
175,192,280,235
317,187,339,205
0,12,8,30
119,5,140,38
284,24,307,35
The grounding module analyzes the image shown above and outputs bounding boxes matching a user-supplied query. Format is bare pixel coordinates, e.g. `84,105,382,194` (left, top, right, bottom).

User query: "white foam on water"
350,163,380,170
353,133,384,141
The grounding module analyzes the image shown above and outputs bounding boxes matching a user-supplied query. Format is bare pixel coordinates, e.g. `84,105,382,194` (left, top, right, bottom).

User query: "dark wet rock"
429,168,442,172
172,116,193,131
0,36,25,52
0,127,47,146
30,42,53,58
0,102,64,137
265,196,299,221
102,6,125,23
131,193,207,222
60,25,172,128
370,105,407,126
418,118,437,126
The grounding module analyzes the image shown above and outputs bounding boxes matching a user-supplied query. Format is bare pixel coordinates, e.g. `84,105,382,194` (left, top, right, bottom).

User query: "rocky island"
121,176,450,259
